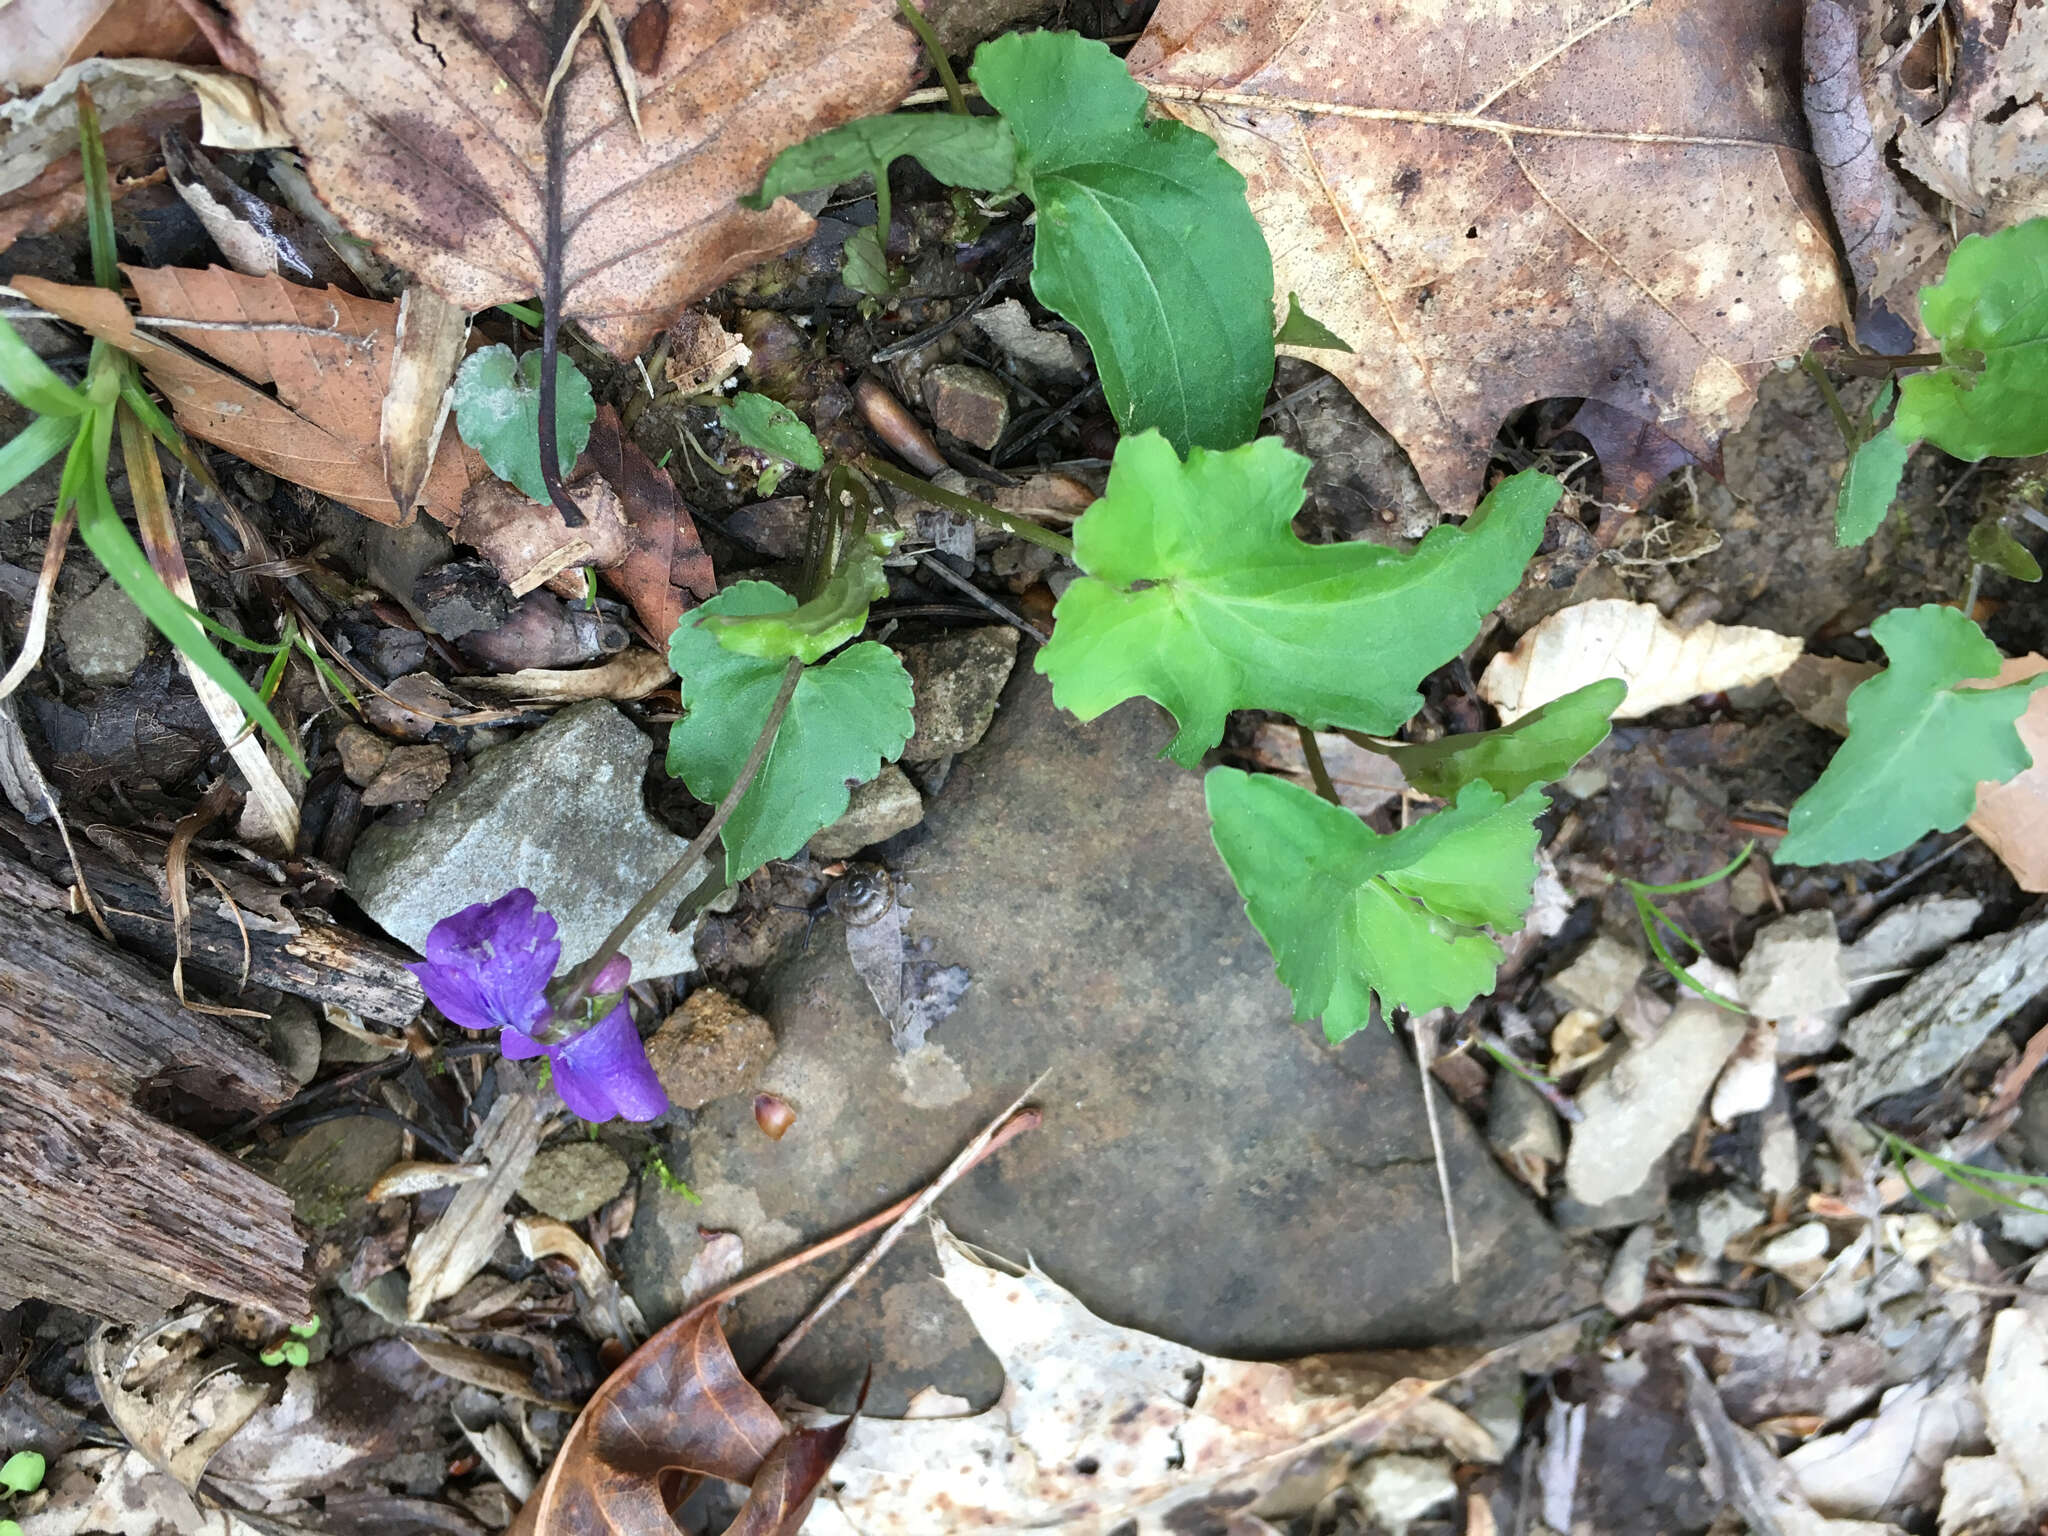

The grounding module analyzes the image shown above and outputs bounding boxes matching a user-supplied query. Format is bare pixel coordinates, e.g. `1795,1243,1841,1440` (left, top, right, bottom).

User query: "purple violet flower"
410,888,669,1125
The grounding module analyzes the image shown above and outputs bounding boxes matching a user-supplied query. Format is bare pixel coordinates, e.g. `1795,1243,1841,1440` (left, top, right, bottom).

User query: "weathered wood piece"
0,871,311,1323
0,811,425,1024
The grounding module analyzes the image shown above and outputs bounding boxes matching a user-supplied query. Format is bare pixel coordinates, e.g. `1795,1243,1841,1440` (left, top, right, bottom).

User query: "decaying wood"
0,877,310,1323
1,812,425,1024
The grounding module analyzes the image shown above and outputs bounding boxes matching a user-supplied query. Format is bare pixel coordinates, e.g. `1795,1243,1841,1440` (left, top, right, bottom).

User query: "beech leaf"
1777,604,2048,866
1207,769,1545,1038
221,0,922,358
971,31,1276,452
1378,678,1626,800
1127,0,1847,510
667,581,914,883
1037,432,1557,768
1893,219,2048,462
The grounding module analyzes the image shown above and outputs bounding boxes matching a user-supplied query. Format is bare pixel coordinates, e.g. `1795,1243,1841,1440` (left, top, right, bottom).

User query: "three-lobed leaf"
1207,768,1545,1038
1038,432,1558,767
668,581,914,883
1893,218,2048,462
452,344,595,505
971,31,1275,452
1374,678,1626,800
1776,604,2048,865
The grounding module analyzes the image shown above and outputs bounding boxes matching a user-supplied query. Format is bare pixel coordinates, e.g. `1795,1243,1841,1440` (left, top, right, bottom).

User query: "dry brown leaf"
14,268,478,527
220,0,921,358
1127,0,1847,511
796,1222,1453,1536
1479,598,1804,723
459,473,628,597
587,405,716,643
383,284,473,517
463,647,674,704
408,1338,578,1409
0,0,212,93
1968,655,2048,894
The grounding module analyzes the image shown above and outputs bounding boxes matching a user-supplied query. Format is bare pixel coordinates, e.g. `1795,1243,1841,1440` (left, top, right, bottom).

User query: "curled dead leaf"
458,474,629,599
1479,599,1804,724
462,647,674,704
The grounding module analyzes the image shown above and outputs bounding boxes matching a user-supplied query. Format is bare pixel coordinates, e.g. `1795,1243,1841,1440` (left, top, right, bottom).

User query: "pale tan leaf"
1479,598,1803,724
405,1093,546,1321
1968,655,2048,894
462,647,673,704
221,0,922,358
382,284,472,518
1127,0,1848,511
408,1339,578,1409
14,269,477,527
366,1161,491,1201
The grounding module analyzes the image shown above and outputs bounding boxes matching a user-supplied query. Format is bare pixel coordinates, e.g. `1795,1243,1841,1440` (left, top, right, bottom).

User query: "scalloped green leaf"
1835,387,1911,549
1378,678,1625,800
1893,218,2048,462
1037,432,1558,767
1777,604,2048,866
718,391,824,474
451,344,594,504
1207,768,1545,1039
667,581,914,883
972,31,1274,452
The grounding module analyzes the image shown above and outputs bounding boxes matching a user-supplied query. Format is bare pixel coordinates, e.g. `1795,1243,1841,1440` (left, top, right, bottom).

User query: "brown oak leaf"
218,0,921,358
1127,0,1849,512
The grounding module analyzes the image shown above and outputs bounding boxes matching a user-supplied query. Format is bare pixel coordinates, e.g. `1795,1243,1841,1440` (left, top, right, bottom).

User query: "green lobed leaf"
1376,678,1626,799
1776,604,2048,866
718,391,824,472
1207,768,1545,1039
1037,433,1558,767
746,113,1020,207
667,581,914,883
1275,292,1353,352
972,31,1275,452
1893,219,2048,461
451,344,595,504
1835,385,1911,548
0,1451,45,1496
702,528,896,663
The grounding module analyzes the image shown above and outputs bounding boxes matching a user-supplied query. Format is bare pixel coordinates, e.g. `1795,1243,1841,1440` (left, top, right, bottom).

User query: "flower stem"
1295,721,1341,806
552,656,804,1023
862,455,1077,558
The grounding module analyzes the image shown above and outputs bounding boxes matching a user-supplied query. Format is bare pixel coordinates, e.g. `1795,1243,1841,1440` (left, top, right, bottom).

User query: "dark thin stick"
999,378,1101,465
870,245,1033,364
552,657,804,1019
1296,722,1341,805
1800,352,1858,450
916,553,1048,645
537,0,587,529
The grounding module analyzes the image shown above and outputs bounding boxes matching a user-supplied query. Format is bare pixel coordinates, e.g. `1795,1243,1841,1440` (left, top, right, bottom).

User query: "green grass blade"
1623,841,1755,898
73,460,303,768
0,318,88,417
75,84,119,291
0,412,75,496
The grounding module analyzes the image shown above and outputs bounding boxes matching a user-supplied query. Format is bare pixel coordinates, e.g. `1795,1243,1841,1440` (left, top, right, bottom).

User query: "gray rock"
1551,1167,1672,1234
809,765,923,857
1690,1188,1766,1260
646,988,776,1110
1981,1304,2048,1512
1601,1224,1657,1315
57,577,149,686
898,627,1019,762
1487,1070,1563,1177
1848,895,1982,980
971,300,1087,382
518,1142,629,1222
1824,914,2048,1111
1546,934,1643,1019
1354,1455,1457,1536
626,671,1581,1410
267,998,323,1086
347,701,708,978
1738,909,1849,1020
1564,998,1748,1206
265,1119,404,1229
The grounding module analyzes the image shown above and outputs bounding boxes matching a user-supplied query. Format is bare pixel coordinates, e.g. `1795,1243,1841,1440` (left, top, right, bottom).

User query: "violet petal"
409,888,559,1033
549,1003,669,1124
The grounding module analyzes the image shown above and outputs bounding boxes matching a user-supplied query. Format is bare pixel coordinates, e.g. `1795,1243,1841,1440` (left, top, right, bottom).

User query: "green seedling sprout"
1881,1130,2048,1219
1620,843,1754,1011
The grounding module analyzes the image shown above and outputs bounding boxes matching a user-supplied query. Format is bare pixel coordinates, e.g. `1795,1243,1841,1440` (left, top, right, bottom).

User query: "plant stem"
551,656,804,1023
1295,721,1341,806
863,455,1077,557
1827,350,1945,377
894,0,967,114
1801,351,1858,451
536,0,586,529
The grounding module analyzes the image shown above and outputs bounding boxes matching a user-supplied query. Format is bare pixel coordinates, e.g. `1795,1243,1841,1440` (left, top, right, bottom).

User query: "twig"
536,0,587,530
865,455,1075,556
870,245,1034,364
552,657,805,1019
752,1081,1048,1383
1410,1012,1462,1284
915,553,1049,644
1296,722,1341,806
1800,352,1859,449
688,1102,1043,1320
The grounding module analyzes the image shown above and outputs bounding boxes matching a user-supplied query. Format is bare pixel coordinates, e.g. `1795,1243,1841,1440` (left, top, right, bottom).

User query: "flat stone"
266,1118,404,1230
1738,909,1849,1020
809,765,923,858
1600,1224,1656,1315
519,1142,630,1222
646,988,776,1110
1941,1456,2031,1536
1982,1307,2048,1510
360,744,451,807
1354,1455,1457,1536
922,363,1009,451
1546,934,1643,1018
346,700,708,978
1825,914,2048,1111
897,627,1019,762
1564,997,1747,1206
624,672,1581,1413
1690,1188,1765,1260
57,577,149,686
972,300,1087,382
1785,897,1985,1059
